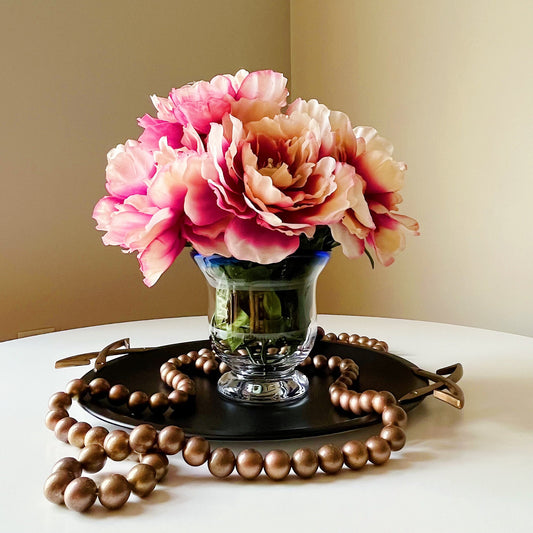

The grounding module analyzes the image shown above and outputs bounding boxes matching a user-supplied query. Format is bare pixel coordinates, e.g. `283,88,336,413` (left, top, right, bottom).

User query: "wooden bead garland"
44,329,407,513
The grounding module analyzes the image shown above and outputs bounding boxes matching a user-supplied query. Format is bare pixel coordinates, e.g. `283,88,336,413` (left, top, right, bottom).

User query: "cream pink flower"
202,110,361,263
94,70,419,285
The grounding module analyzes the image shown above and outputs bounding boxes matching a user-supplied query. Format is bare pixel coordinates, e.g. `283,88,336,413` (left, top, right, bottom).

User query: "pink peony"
93,70,419,285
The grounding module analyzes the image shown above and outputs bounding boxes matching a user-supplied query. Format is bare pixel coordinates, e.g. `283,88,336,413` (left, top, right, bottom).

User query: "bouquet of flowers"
93,70,419,287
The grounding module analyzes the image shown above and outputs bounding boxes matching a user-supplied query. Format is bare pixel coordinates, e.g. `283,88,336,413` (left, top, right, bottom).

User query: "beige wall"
0,0,290,341
3,0,533,341
292,0,533,337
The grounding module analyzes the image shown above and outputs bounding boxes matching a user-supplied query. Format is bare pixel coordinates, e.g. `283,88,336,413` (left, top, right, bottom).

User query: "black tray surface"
80,339,427,441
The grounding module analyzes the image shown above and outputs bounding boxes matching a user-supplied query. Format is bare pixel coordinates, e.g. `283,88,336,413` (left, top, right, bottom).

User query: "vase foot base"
217,370,309,404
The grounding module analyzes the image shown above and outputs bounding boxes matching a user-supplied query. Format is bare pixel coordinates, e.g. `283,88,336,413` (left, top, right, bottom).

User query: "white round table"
2,315,532,532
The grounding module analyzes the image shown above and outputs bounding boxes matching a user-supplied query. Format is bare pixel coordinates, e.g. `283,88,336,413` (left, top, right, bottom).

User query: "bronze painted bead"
65,379,88,399
84,426,109,447
327,355,342,371
54,416,77,443
45,408,69,431
63,477,98,512
236,449,263,480
359,390,378,413
264,450,291,481
339,389,357,411
324,332,337,341
342,440,368,470
338,332,350,342
177,379,196,395
291,448,319,479
339,359,357,372
312,354,328,370
44,470,75,505
164,369,180,386
149,392,169,415
52,457,82,478
183,436,210,466
202,359,219,375
79,443,107,473
317,444,343,474
329,387,343,407
88,378,111,400
127,391,149,415
127,463,157,497
98,474,131,510
380,425,407,451
104,430,131,461
349,393,364,415
348,334,360,344
372,391,397,414
108,384,130,406
130,424,157,454
382,405,408,428
208,447,236,478
140,453,168,481
366,436,391,465
48,392,72,411
67,422,92,448
157,425,185,455
168,389,189,408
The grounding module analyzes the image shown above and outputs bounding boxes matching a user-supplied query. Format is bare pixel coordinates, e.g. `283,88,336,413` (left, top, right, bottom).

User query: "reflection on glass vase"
193,251,330,404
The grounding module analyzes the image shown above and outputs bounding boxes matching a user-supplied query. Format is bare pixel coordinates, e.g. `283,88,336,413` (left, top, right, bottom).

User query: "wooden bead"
327,355,342,371
202,359,219,375
339,390,356,411
342,440,368,470
45,409,69,431
149,392,169,415
208,448,236,478
88,378,110,400
157,425,185,455
160,362,176,380
382,405,408,428
366,436,391,465
108,384,130,406
339,359,357,372
264,450,291,481
329,387,343,407
129,424,157,454
48,392,72,411
140,453,168,481
98,474,131,510
44,470,75,505
183,436,210,466
236,449,263,480
177,379,196,395
127,463,157,497
349,393,364,415
312,354,328,370
317,444,343,474
171,373,188,389
78,443,107,473
127,391,149,415
291,448,319,479
380,425,407,451
54,416,77,443
65,379,88,399
164,369,180,386
67,422,92,448
187,350,200,361
168,389,189,409
177,354,192,366
63,477,98,512
372,391,397,414
359,390,377,413
104,430,131,461
52,457,82,478
84,426,109,447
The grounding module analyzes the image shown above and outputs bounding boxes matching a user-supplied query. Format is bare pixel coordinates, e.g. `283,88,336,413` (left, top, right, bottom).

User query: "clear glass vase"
193,251,330,403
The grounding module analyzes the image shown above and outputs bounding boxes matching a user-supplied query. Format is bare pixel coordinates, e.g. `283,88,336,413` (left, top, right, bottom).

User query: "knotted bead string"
44,330,407,513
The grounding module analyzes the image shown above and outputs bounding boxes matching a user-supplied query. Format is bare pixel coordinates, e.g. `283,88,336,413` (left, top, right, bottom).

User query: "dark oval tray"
80,339,428,441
